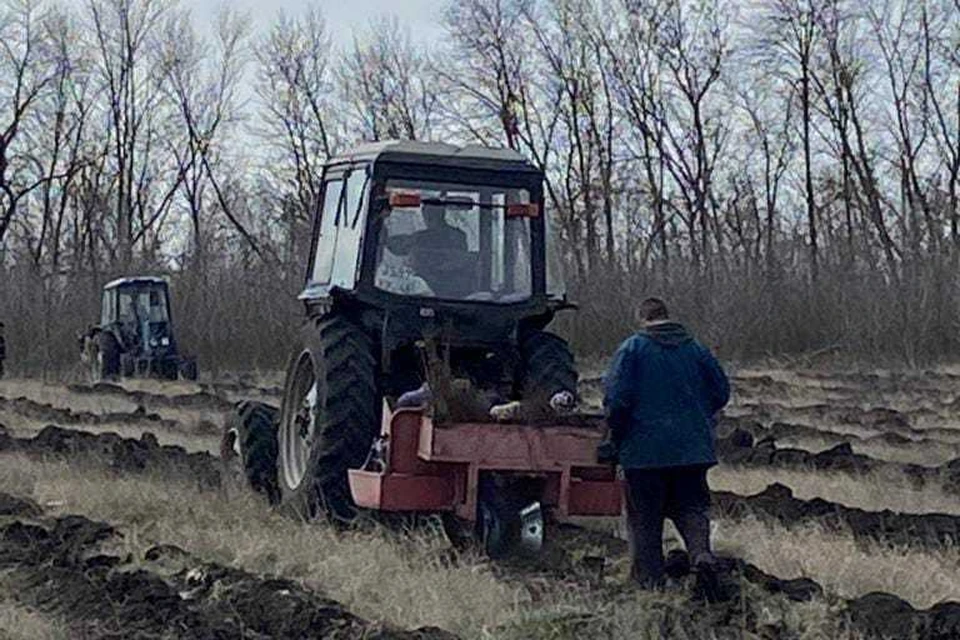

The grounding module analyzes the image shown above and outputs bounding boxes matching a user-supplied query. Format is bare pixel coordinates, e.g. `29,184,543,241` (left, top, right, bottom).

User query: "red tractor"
225,142,619,556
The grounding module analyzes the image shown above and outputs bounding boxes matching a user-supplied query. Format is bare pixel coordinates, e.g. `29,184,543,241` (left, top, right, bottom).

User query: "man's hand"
549,390,577,414
490,400,524,422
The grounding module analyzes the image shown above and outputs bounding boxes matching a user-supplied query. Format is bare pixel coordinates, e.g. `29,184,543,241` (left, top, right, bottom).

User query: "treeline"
1,0,959,375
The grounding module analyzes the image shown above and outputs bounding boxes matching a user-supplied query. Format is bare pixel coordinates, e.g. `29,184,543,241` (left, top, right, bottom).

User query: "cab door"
307,164,371,293
330,166,370,288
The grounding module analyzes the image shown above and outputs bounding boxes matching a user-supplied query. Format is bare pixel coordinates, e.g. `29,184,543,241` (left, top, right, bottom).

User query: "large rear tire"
277,315,380,521
93,332,121,382
519,331,577,399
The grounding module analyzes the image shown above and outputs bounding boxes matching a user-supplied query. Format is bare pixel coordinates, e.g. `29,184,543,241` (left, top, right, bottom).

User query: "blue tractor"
80,277,198,382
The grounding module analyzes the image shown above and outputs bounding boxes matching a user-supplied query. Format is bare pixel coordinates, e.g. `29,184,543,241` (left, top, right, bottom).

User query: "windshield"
117,286,169,324
116,285,171,352
375,180,535,302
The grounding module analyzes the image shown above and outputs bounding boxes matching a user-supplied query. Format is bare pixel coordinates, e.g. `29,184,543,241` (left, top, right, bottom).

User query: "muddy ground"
2,369,960,638
1,424,956,638
0,492,453,639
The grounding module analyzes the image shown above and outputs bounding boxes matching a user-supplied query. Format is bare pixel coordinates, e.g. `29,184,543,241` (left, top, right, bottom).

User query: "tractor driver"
385,202,473,298
118,292,145,350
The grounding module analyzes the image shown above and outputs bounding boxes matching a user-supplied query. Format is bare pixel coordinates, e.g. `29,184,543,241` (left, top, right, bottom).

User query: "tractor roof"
103,276,168,290
325,141,542,174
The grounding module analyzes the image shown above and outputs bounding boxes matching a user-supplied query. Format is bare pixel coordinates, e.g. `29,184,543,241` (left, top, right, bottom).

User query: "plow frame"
348,407,622,522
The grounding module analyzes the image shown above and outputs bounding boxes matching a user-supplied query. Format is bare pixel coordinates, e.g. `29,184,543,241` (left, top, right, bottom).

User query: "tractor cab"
300,142,567,323
372,181,537,302
101,278,174,357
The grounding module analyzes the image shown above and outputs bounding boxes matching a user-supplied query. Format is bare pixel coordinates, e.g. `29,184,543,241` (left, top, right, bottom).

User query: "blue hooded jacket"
603,322,730,469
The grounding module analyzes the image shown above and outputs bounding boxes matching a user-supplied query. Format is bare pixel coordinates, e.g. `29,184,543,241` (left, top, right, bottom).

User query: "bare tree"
815,3,901,274
866,0,937,256
921,2,960,249
161,7,255,259
340,16,438,141
28,6,96,270
255,6,337,228
599,0,673,268
521,0,619,269
0,0,59,247
755,0,825,279
733,79,796,272
656,0,729,269
439,0,581,272
86,0,184,266
438,0,537,151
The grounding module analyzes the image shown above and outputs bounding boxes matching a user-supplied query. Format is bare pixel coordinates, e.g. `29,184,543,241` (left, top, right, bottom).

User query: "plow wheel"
277,315,379,522
443,477,545,559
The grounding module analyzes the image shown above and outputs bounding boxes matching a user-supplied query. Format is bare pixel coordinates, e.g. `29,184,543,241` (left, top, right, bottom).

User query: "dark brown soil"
716,423,960,494
200,381,283,398
0,494,456,639
6,369,960,638
715,482,960,550
0,395,179,430
719,416,960,451
66,382,236,413
0,425,222,488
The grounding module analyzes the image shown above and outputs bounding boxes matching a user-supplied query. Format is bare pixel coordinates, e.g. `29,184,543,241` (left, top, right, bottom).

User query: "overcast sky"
186,0,446,45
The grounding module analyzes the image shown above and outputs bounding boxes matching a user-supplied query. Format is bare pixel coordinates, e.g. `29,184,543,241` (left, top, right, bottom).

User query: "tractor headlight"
161,337,170,346
149,338,159,347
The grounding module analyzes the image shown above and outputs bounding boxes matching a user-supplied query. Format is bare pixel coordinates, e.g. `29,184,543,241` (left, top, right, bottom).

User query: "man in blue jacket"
604,298,730,590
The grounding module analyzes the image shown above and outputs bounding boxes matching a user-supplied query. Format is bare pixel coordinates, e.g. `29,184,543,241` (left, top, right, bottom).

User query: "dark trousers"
623,465,713,586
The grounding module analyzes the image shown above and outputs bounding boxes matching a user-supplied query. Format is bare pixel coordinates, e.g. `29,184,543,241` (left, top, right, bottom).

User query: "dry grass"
730,369,960,435
494,590,852,640
0,378,227,452
0,379,136,414
775,433,960,467
0,453,850,639
0,409,221,454
0,453,548,636
709,465,960,516
714,518,960,609
3,368,957,636
581,511,960,611
726,406,960,441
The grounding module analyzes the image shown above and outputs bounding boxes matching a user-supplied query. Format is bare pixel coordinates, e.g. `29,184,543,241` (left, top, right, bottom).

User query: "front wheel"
277,315,380,521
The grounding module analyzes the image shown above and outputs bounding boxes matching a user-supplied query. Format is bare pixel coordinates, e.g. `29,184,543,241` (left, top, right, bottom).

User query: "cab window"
329,169,369,287
101,290,115,325
311,179,343,284
310,166,370,289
